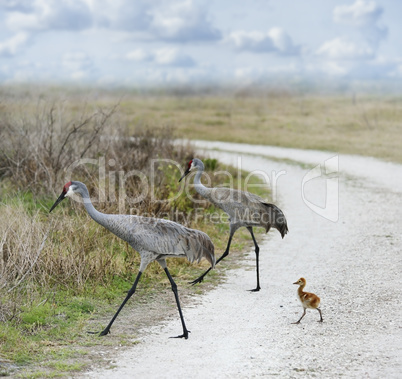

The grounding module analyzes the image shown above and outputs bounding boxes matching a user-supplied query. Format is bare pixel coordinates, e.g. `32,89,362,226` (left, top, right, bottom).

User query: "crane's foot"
318,319,324,323
88,328,110,336
248,286,261,292
189,275,205,286
98,328,111,336
291,321,301,325
169,330,190,339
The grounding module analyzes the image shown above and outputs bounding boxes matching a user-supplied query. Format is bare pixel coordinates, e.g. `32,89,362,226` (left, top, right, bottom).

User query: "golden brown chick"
292,277,323,324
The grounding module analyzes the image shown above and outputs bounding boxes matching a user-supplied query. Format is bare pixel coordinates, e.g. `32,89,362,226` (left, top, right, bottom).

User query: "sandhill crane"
179,158,288,291
292,277,323,324
49,181,215,339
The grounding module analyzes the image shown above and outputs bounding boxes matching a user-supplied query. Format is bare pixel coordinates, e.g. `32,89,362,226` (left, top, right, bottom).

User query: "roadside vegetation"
0,86,269,377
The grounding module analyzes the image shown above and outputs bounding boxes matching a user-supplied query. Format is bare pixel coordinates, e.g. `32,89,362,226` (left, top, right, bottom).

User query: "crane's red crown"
63,181,72,193
188,160,193,168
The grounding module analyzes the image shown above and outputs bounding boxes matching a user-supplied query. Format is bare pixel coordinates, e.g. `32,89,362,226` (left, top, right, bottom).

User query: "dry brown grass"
115,92,402,163
4,87,400,163
0,200,138,295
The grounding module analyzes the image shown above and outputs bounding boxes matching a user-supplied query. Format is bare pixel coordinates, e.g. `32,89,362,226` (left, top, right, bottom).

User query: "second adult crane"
179,158,288,291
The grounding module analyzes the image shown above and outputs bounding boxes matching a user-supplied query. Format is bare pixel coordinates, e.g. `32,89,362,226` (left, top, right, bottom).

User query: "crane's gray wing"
128,218,215,267
208,188,288,237
209,188,265,209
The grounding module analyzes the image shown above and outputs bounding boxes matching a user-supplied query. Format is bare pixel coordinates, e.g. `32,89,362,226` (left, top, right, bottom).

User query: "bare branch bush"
0,94,195,215
0,99,117,194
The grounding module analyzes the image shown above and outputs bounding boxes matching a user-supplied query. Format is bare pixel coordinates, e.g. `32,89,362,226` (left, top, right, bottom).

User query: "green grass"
1,276,170,376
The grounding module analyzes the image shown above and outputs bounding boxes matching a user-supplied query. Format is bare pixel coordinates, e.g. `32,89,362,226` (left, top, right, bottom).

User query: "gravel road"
85,142,401,378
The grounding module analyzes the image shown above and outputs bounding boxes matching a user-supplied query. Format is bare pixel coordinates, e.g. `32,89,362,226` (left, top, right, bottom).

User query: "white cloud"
227,28,300,55
268,28,301,55
232,63,305,85
62,51,95,79
149,0,221,42
62,51,93,70
2,0,221,43
333,0,382,27
88,0,151,31
333,0,387,48
0,0,35,12
390,63,402,78
5,0,93,32
75,0,221,42
319,61,349,77
126,47,195,67
316,37,375,61
0,0,400,85
319,1,387,63
228,31,275,53
0,59,53,83
347,57,402,79
0,32,29,57
126,49,152,62
154,48,195,67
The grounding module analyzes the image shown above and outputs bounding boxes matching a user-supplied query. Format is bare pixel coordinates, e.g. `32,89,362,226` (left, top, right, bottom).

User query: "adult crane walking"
179,158,288,291
49,181,215,339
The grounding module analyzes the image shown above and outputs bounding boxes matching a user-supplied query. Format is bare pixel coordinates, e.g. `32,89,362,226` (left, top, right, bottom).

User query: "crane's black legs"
189,233,234,286
190,226,261,292
292,308,306,324
247,227,261,292
164,267,190,339
292,309,323,324
91,271,142,336
317,308,323,322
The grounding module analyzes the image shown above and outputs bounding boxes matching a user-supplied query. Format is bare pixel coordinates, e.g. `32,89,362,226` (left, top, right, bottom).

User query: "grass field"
115,91,402,163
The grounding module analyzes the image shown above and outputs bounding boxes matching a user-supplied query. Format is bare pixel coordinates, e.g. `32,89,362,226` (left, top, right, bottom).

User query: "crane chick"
292,277,323,324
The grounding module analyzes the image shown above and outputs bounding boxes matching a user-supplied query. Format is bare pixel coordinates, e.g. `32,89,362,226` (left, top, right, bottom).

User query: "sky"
0,0,401,88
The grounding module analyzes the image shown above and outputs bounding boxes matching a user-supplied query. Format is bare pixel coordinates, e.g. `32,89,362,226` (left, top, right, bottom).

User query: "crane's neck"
73,182,134,243
193,170,211,199
79,188,109,228
83,198,104,223
297,284,306,298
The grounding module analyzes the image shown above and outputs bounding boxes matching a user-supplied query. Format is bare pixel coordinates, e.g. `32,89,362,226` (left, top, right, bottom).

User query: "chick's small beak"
293,281,299,285
49,191,66,213
179,168,191,182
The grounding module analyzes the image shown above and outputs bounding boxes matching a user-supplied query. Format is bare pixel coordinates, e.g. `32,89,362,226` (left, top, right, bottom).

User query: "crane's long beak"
179,168,191,182
49,191,66,213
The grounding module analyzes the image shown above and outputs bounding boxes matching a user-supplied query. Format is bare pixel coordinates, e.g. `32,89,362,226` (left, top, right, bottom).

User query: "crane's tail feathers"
262,202,288,239
180,231,215,268
279,223,289,239
200,234,215,268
